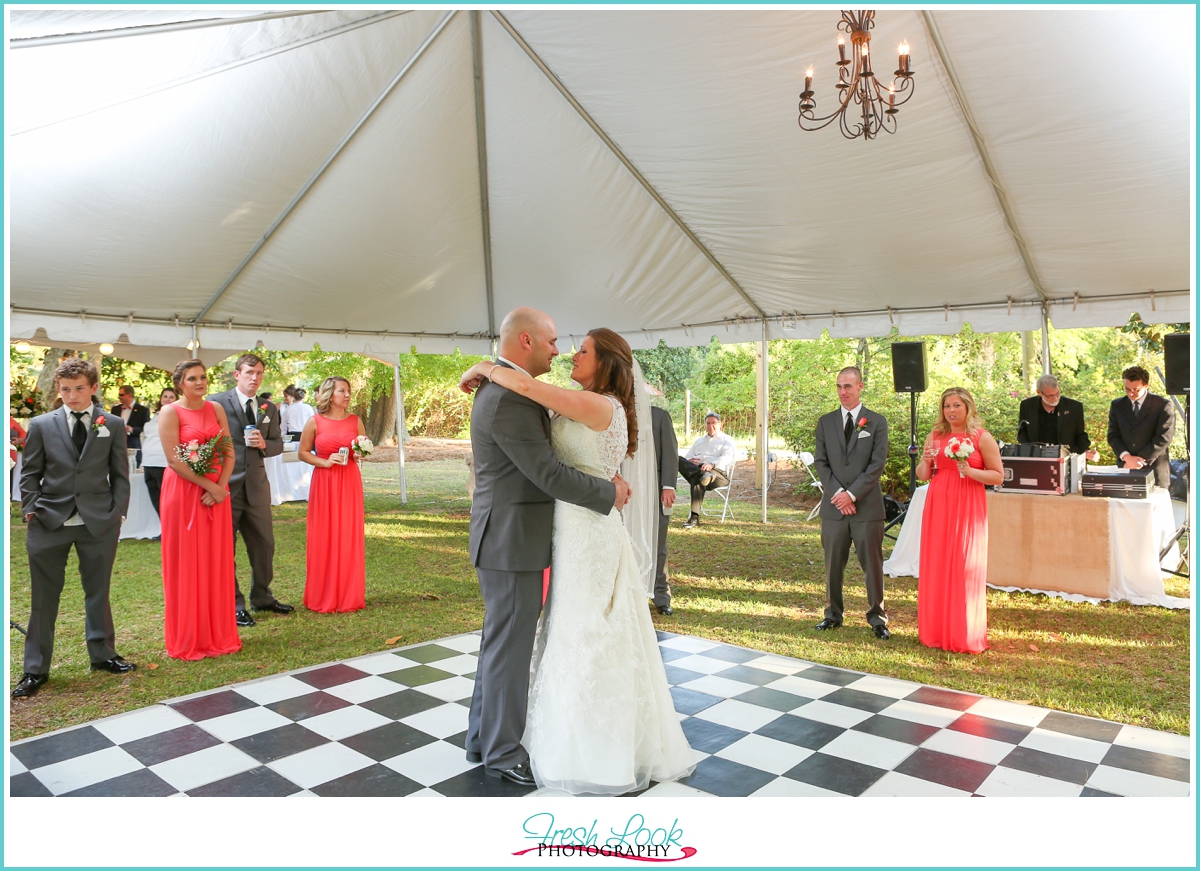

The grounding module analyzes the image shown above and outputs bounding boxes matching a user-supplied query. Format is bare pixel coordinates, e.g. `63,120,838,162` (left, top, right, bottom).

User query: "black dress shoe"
656,605,673,616
682,514,700,529
235,609,257,627
484,761,535,786
91,656,137,674
873,625,891,640
814,618,842,631
466,750,483,764
11,673,48,699
253,601,294,614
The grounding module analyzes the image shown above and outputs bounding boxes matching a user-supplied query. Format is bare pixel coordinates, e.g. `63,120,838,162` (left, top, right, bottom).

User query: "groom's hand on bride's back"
612,474,632,509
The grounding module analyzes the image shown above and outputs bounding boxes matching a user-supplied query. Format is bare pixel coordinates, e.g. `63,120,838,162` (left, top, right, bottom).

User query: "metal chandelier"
798,10,915,140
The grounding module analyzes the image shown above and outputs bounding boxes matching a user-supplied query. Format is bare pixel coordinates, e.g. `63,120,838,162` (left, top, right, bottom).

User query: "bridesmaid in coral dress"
157,360,242,660
299,377,366,613
915,387,1004,654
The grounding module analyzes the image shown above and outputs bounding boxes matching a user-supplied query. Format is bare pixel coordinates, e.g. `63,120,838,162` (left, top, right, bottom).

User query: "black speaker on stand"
1160,332,1190,578
887,341,928,536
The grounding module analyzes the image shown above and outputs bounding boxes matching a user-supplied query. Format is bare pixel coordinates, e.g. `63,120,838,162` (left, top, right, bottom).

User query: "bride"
460,328,695,795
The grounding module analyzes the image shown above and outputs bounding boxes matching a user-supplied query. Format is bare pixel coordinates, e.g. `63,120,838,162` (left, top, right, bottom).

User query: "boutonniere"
91,414,107,433
855,416,869,434
258,402,270,424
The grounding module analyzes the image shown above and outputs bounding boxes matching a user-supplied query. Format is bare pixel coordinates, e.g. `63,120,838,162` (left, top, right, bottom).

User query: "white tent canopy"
7,7,1192,359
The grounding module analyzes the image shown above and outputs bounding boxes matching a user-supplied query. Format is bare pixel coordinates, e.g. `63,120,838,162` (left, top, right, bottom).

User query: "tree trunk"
364,388,397,446
35,348,75,411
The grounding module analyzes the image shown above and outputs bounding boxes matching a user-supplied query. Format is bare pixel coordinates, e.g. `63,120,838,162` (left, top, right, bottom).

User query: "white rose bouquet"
352,435,374,459
943,436,975,479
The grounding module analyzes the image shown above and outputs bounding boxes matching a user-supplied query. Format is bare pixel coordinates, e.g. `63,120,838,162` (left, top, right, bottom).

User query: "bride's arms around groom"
460,362,614,433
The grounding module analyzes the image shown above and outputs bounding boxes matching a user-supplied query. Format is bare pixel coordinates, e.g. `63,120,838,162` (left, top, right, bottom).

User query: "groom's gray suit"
466,362,616,772
813,405,889,627
20,404,130,674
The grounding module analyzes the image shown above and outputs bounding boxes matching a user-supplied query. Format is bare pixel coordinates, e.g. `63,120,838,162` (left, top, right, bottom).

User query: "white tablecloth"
120,471,161,540
883,484,1188,608
265,451,312,505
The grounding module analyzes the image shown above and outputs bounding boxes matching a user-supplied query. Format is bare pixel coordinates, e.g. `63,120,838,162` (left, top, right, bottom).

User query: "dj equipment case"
1081,468,1156,499
997,456,1078,496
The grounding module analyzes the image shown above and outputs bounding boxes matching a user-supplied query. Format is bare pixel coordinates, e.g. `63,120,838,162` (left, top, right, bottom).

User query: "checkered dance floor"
9,631,1190,797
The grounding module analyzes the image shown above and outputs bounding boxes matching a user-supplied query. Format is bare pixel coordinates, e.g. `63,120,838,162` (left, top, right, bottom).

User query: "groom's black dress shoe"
656,605,673,616
485,762,535,786
873,625,891,640
253,601,294,614
466,751,483,764
91,656,137,674
235,609,257,627
814,618,842,631
12,673,48,698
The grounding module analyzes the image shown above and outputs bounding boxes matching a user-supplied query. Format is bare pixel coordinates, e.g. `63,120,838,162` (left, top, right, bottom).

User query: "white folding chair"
799,451,823,521
701,460,737,523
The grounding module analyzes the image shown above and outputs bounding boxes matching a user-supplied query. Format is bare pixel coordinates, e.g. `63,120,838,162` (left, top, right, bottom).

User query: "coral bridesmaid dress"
918,429,990,653
304,414,366,613
160,403,241,660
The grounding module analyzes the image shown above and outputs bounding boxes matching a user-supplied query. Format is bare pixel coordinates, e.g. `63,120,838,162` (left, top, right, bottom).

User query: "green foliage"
633,340,709,398
395,349,489,438
1120,313,1190,354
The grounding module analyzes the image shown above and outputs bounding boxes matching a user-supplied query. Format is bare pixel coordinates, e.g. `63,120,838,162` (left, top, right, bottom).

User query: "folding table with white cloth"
883,484,1188,609
264,445,312,505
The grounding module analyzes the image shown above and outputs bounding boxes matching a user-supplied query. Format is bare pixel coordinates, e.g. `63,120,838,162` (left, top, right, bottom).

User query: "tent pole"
471,11,497,345
394,364,407,504
1040,305,1052,376
193,10,457,325
757,319,770,523
11,9,330,48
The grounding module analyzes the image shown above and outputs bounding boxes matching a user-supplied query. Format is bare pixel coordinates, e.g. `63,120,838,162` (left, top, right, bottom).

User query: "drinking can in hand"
244,425,256,446
338,446,349,465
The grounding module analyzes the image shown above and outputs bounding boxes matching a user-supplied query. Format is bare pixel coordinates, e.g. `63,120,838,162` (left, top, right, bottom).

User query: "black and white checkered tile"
8,631,1191,798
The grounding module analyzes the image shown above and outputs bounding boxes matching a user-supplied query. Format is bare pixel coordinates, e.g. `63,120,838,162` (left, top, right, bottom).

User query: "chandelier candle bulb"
888,85,895,108
899,41,910,74
838,35,846,62
805,66,813,93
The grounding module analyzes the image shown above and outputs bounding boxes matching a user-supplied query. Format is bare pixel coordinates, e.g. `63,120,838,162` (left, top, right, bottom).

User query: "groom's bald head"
498,307,559,377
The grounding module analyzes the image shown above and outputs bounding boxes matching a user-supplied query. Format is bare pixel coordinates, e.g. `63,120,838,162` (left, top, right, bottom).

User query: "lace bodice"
550,396,626,478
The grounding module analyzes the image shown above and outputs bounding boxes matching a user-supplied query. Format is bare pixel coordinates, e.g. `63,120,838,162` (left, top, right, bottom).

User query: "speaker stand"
885,391,921,539
1160,391,1190,579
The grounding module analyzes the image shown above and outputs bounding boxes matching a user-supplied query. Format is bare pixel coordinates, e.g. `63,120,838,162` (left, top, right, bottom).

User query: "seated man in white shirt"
678,411,737,528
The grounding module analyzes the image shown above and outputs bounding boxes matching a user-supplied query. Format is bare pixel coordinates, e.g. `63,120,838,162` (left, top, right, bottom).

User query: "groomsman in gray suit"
14,358,135,699
813,366,891,639
210,353,292,626
650,405,678,615
465,307,630,786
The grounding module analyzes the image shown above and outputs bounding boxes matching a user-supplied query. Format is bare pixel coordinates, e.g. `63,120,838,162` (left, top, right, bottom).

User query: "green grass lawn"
8,459,1191,741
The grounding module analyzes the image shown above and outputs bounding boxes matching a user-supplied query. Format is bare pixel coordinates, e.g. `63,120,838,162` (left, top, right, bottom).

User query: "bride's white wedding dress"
524,396,696,795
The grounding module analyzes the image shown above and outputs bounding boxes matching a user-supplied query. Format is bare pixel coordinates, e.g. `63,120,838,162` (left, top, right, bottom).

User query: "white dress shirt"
684,431,736,475
836,403,864,502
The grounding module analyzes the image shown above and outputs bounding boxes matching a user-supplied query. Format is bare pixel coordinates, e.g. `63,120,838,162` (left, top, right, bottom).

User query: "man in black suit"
649,405,678,616
813,366,890,639
112,384,151,463
210,353,292,626
14,358,135,698
465,307,627,785
1017,374,1100,460
1107,365,1176,488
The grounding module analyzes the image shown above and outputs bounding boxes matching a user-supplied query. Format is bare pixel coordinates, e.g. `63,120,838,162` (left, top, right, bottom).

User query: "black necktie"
245,399,255,426
71,411,87,453
844,412,854,447
1132,399,1140,416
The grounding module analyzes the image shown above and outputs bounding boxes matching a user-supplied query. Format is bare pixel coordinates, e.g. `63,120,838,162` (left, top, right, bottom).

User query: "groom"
813,366,890,639
466,307,631,786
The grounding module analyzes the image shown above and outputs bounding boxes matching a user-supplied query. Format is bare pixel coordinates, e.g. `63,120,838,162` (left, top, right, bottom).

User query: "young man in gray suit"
650,405,678,615
210,353,292,626
14,358,135,699
813,366,891,639
465,308,630,786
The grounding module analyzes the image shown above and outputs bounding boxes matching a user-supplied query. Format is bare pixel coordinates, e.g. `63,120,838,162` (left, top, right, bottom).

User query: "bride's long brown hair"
586,328,638,457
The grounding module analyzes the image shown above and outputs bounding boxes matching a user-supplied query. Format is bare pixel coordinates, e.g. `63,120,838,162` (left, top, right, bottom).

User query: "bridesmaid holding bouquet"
915,387,1004,654
299,377,369,612
157,360,241,660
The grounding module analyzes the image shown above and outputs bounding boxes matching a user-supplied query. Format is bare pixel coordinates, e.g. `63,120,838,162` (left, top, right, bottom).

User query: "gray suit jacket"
209,389,283,506
469,364,617,572
650,406,678,517
20,404,130,536
813,405,889,523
